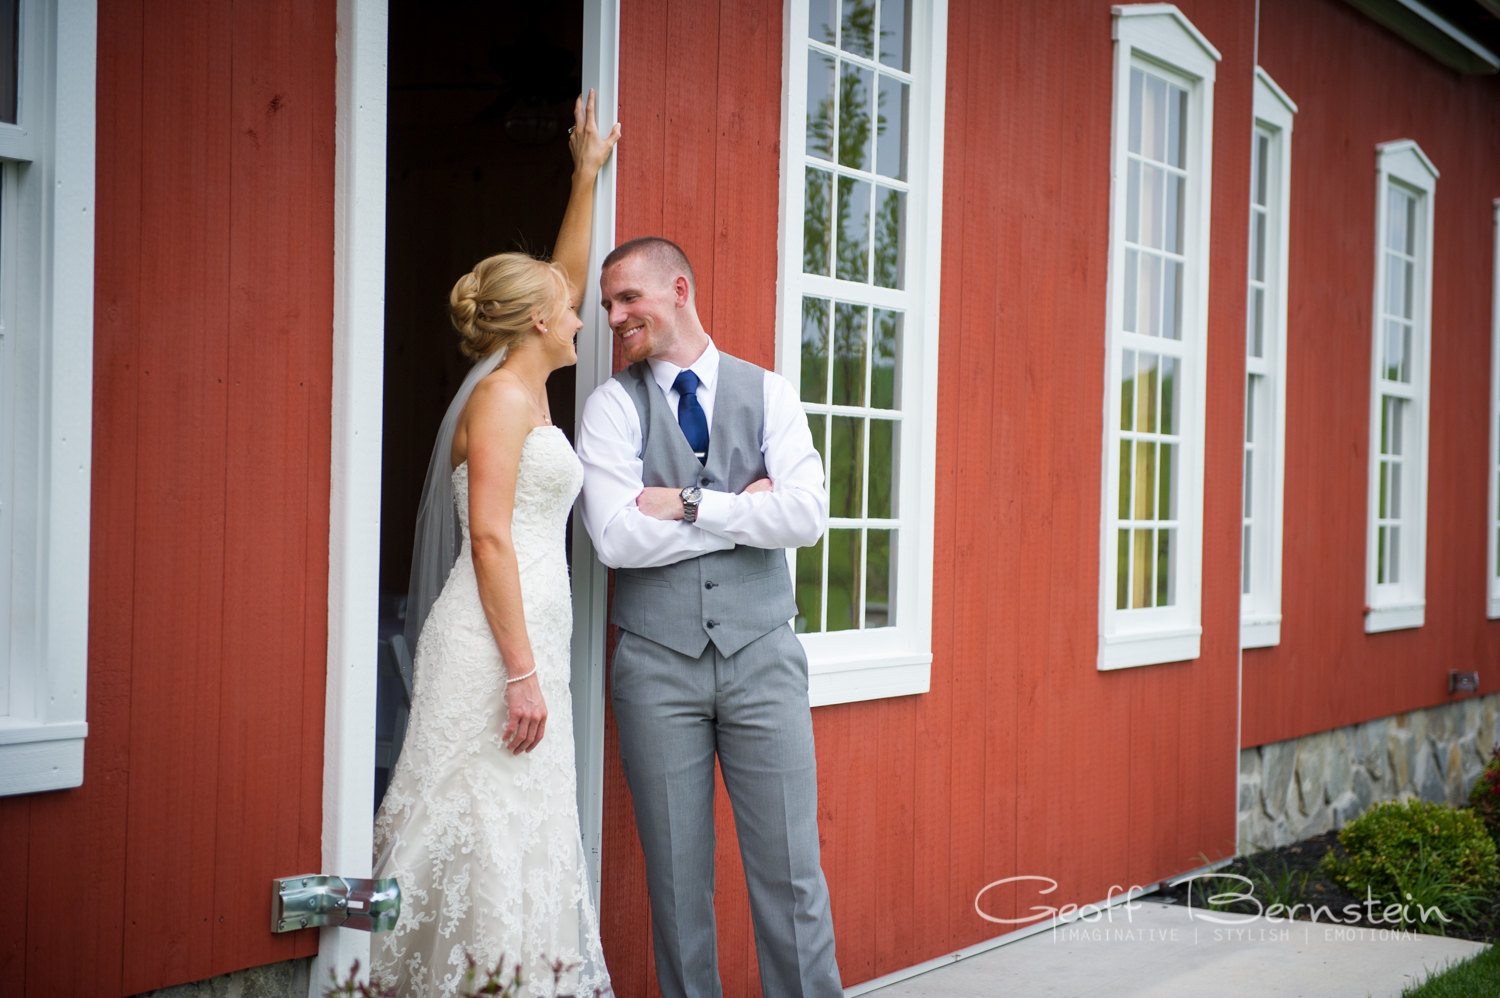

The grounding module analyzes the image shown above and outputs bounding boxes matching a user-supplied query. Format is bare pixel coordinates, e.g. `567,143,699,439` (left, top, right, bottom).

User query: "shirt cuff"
692,488,736,535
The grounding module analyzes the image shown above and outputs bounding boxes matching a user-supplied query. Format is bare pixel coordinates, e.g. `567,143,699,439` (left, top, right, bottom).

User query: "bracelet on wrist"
506,666,538,684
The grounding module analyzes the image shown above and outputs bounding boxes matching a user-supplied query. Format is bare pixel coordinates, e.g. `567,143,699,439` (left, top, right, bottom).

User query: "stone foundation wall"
130,957,311,998
1238,693,1500,852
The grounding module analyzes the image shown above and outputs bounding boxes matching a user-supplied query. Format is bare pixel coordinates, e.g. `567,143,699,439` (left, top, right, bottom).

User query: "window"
1241,69,1295,650
1488,198,1499,619
0,0,96,796
777,0,946,706
1098,6,1218,670
1365,141,1436,634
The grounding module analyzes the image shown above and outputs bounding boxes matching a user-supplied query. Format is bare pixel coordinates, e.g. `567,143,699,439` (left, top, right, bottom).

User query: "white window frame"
1364,140,1436,634
775,0,947,706
1488,198,1499,619
0,0,96,796
1098,5,1219,670
1240,68,1295,650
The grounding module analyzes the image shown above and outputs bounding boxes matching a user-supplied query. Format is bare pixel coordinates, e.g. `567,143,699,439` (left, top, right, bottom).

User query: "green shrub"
1321,799,1498,909
1466,747,1500,852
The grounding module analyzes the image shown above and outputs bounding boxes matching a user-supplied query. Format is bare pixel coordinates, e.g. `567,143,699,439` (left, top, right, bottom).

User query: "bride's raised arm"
553,89,620,308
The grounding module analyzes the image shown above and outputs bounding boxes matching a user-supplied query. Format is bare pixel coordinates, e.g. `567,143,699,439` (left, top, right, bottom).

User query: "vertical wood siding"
1243,0,1500,748
0,1,336,994
602,0,1252,992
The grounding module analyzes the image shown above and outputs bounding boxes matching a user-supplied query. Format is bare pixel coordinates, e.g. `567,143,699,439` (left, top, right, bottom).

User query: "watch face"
682,487,702,503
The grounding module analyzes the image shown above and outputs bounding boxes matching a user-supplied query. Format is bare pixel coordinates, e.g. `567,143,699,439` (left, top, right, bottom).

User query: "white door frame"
320,1,618,989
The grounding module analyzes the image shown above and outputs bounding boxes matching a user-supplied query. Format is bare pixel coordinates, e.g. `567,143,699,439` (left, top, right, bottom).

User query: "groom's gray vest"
610,353,798,660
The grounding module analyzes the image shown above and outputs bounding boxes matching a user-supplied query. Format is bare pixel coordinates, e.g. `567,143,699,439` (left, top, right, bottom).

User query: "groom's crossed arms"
575,339,826,570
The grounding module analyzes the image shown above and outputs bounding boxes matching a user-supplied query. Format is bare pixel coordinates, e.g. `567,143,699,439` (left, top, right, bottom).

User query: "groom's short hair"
601,237,696,296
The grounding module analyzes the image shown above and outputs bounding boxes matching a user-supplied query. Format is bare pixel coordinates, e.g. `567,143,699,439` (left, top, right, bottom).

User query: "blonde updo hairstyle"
449,253,571,360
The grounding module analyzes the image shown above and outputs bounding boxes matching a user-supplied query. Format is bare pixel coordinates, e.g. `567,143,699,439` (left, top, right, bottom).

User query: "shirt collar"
648,338,719,398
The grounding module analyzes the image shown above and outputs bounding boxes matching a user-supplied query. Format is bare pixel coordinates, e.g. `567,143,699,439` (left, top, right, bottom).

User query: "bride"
372,91,618,997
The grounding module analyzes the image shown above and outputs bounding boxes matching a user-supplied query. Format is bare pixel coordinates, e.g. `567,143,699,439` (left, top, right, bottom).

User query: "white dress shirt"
576,339,828,570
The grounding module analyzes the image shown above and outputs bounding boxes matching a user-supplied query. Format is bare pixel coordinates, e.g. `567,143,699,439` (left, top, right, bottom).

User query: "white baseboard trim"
842,854,1237,997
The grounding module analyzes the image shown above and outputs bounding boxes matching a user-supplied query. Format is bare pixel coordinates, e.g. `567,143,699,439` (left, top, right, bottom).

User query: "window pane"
1245,375,1256,444
1167,85,1187,168
879,0,911,69
1144,74,1167,162
1134,441,1157,520
873,187,905,289
1128,69,1143,155
1166,173,1184,255
1159,442,1177,520
1141,163,1164,249
1126,159,1141,245
1138,251,1160,336
1390,461,1403,518
808,412,827,471
801,297,830,404
795,534,824,633
1390,525,1401,582
1242,525,1252,594
1160,356,1178,435
1254,133,1269,206
838,62,874,170
1116,529,1131,609
832,302,867,406
1252,211,1266,282
866,528,893,626
1385,252,1406,319
807,52,836,161
804,168,833,276
1162,260,1181,340
1118,439,1132,520
829,416,865,518
1387,187,1409,253
1123,249,1139,334
826,528,861,631
1404,193,1416,255
841,0,875,57
1133,351,1158,433
836,176,871,282
810,0,836,43
876,76,908,180
1156,528,1176,605
868,418,895,518
1249,287,1264,358
0,0,16,125
871,309,901,409
1120,349,1136,431
1132,528,1153,607
1243,444,1254,518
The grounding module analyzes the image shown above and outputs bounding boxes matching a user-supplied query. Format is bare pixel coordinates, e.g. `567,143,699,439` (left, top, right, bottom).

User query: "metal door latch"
271,874,400,933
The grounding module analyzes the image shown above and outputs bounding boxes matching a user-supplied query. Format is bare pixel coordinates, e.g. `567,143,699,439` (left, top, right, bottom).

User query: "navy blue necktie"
673,369,709,463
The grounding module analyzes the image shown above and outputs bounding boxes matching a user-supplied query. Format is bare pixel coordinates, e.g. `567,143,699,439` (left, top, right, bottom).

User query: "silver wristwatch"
680,486,702,524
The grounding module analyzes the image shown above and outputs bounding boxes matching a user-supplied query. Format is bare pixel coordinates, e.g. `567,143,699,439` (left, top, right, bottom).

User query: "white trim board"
570,0,620,909
317,0,388,988
0,0,99,797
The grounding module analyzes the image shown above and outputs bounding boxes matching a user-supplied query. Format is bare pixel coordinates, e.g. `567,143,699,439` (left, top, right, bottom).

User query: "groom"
576,237,843,998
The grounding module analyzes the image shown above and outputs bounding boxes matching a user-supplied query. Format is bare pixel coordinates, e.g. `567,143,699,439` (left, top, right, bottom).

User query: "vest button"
705,620,718,629
704,582,716,590
700,477,711,485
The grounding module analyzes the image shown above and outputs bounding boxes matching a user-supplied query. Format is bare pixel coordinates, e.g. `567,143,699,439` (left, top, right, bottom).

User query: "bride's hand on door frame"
503,672,548,753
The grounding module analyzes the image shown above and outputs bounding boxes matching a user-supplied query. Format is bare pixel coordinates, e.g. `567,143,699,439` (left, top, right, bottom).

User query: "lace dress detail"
372,426,608,997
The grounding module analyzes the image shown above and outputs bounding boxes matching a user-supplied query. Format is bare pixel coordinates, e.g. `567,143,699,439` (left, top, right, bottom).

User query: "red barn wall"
600,0,1253,993
0,1,336,994
1242,0,1500,749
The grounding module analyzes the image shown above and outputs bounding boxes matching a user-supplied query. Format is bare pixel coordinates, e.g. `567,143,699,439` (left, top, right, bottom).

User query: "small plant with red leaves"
1468,746,1500,852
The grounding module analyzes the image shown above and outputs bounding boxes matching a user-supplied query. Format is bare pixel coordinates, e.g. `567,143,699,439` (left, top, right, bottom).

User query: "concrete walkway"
861,902,1487,998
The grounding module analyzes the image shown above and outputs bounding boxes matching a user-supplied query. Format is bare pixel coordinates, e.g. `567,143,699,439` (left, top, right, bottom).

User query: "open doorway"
375,0,586,804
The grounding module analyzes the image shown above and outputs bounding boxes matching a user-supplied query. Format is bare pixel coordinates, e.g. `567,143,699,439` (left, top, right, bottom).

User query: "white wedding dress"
372,426,609,997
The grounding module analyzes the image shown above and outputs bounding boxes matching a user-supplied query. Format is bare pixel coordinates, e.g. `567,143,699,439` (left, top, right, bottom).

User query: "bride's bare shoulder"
453,370,535,468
